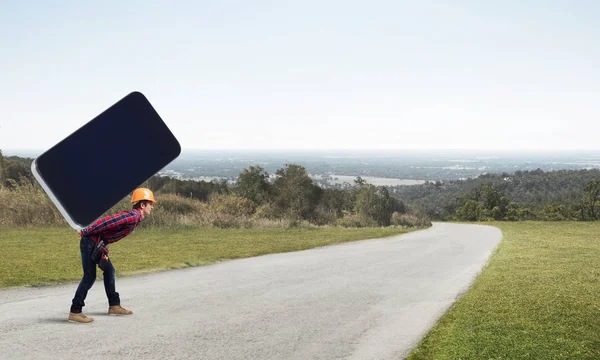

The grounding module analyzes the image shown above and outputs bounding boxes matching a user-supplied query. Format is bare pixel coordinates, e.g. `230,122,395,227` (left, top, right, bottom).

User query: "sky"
1,1,599,153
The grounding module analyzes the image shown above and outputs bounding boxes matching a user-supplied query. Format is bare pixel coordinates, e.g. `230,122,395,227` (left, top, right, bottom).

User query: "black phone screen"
33,91,181,228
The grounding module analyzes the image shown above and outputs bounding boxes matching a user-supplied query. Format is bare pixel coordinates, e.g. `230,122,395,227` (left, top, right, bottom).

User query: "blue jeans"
70,236,120,313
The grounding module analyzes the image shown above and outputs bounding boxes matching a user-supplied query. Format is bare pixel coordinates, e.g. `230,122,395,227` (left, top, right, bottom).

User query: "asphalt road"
0,222,501,360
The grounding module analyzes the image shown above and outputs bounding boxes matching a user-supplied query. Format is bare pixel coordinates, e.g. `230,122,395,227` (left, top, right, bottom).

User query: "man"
68,188,156,324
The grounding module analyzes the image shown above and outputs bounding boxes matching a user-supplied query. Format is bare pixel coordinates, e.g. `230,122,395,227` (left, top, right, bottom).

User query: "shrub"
542,203,574,221
310,205,338,226
153,193,203,215
391,212,432,228
354,185,393,226
335,214,378,228
208,194,254,217
253,203,281,220
0,181,65,227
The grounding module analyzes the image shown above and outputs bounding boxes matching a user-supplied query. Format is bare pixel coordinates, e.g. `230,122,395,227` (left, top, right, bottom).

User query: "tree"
235,165,272,207
543,203,572,221
506,203,520,221
583,180,600,220
1,155,34,186
456,185,483,207
273,164,322,220
5,161,32,184
354,176,367,186
320,188,347,218
354,184,394,226
391,197,407,214
490,196,511,220
572,201,587,221
455,200,481,221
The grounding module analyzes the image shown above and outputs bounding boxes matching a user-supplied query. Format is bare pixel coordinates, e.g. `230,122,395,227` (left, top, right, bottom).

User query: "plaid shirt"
81,209,143,244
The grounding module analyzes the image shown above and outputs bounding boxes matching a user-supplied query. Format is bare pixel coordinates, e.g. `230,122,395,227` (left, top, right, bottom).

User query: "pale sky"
1,1,599,152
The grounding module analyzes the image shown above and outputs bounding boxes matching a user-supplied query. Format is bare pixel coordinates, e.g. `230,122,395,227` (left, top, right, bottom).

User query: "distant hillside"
0,151,428,229
391,169,600,221
2,150,599,224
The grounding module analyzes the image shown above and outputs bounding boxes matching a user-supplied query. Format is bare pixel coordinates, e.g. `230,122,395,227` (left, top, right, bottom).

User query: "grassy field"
3,221,599,358
407,221,600,360
0,225,415,288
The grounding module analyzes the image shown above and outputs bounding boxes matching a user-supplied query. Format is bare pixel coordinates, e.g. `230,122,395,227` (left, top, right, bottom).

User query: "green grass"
0,225,415,288
406,221,600,360
5,221,599,358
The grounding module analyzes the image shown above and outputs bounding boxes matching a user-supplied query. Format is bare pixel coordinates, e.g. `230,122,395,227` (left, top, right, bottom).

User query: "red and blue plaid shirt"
81,209,143,244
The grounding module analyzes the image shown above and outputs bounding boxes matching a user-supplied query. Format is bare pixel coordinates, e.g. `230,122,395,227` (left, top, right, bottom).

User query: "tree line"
391,169,600,221
148,165,412,227
0,151,425,228
5,149,597,224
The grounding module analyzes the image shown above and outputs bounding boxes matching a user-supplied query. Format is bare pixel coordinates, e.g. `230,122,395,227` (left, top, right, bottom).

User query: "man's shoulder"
121,209,142,218
108,209,142,221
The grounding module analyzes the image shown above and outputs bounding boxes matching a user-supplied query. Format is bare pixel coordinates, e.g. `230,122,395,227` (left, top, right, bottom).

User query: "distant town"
153,149,600,185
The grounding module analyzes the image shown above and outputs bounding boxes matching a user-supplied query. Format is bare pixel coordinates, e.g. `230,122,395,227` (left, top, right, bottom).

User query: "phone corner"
174,141,182,157
64,214,90,232
128,90,147,101
71,223,87,232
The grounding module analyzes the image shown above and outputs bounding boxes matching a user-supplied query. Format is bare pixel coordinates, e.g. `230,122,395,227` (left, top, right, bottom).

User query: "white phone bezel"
31,158,86,231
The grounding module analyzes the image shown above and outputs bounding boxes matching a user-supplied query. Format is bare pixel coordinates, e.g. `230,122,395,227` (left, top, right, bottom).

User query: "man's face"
142,202,154,216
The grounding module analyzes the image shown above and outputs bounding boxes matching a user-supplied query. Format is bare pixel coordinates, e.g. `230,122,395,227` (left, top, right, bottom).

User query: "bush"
208,194,254,217
310,206,338,226
248,217,315,230
391,212,432,228
208,213,253,229
542,203,574,221
0,181,65,227
354,185,393,226
335,214,378,228
455,200,481,221
153,193,203,215
253,203,281,220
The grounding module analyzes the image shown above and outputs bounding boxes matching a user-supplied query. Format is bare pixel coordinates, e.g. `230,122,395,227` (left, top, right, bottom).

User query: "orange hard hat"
131,188,156,204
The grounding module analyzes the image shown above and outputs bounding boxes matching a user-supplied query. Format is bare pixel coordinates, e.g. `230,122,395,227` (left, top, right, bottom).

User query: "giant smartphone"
31,91,181,230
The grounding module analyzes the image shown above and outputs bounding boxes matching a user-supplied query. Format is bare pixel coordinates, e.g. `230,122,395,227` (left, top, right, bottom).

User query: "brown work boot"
108,305,133,316
69,312,94,323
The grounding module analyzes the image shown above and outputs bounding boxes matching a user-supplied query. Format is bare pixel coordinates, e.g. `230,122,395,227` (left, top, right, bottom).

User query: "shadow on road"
39,317,70,324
